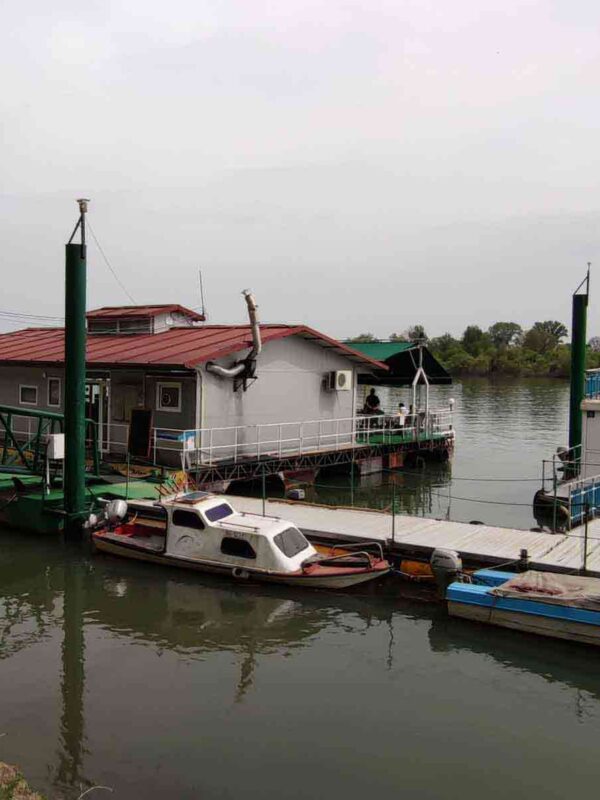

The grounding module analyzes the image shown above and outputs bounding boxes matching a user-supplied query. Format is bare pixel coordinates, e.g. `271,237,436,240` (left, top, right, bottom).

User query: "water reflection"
58,561,86,789
0,538,58,660
428,611,600,719
310,466,453,520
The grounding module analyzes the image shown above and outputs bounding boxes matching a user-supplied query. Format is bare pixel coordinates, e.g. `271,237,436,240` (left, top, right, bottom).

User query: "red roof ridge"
86,304,204,321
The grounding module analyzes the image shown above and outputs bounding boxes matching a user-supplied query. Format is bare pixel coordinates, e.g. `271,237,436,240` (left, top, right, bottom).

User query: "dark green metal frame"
0,404,100,476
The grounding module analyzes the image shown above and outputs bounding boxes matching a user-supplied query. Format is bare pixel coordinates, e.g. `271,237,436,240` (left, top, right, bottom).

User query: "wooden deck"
228,496,600,576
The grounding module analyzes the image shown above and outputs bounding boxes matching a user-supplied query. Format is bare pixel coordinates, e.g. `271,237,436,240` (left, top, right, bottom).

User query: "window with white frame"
47,377,61,407
156,382,182,412
19,385,38,406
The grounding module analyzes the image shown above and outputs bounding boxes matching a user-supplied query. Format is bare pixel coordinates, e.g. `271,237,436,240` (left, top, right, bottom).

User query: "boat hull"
447,571,600,646
448,600,600,647
93,536,390,590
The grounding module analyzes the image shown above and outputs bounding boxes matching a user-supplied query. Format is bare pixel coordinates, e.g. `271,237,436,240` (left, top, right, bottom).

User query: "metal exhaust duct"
206,290,262,379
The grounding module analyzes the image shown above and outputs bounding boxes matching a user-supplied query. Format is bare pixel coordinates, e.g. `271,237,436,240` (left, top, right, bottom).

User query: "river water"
4,378,600,800
308,377,570,530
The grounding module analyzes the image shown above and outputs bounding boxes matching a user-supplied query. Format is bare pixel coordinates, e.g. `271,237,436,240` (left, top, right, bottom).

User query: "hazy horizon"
1,1,599,339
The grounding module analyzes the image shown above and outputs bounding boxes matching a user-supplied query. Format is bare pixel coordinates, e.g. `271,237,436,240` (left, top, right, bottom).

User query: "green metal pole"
583,503,589,573
391,479,396,544
569,290,588,462
64,206,88,537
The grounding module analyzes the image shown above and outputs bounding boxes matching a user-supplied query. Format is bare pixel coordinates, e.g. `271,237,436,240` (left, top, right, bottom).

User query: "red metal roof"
0,325,388,371
86,304,205,321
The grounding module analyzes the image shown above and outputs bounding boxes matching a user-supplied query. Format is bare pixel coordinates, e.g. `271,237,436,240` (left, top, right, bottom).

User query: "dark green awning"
345,341,452,386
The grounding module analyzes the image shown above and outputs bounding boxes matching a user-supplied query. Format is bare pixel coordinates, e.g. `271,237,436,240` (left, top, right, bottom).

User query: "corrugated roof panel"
0,325,388,371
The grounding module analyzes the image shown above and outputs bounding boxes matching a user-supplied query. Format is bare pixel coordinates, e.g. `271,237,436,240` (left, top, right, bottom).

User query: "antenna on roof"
198,268,207,320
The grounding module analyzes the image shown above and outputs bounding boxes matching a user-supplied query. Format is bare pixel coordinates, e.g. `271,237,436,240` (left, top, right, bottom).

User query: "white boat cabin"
121,491,318,574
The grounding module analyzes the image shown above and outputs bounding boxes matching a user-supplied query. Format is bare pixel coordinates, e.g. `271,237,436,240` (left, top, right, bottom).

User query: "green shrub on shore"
349,321,600,377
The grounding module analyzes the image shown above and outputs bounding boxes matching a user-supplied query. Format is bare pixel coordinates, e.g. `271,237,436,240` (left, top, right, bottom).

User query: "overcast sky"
1,0,599,338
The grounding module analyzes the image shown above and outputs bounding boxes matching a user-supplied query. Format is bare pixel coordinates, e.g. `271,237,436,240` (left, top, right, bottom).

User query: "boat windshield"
205,503,234,522
274,527,310,558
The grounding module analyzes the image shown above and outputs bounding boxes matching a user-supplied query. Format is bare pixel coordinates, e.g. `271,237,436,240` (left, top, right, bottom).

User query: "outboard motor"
106,499,128,527
430,548,462,599
84,512,100,531
83,499,128,534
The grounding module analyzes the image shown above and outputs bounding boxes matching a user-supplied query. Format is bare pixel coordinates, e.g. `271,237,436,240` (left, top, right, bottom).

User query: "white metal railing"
5,414,68,449
4,408,453,469
84,422,129,456
152,408,454,467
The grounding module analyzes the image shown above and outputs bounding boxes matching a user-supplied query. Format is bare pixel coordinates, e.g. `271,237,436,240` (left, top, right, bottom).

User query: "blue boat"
447,569,600,646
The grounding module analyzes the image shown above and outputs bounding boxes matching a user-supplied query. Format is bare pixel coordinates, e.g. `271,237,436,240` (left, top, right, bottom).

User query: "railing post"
278,424,282,457
300,422,304,455
262,467,266,517
583,502,590,573
391,479,396,545
235,426,239,462
210,428,214,463
552,454,558,533
542,459,546,492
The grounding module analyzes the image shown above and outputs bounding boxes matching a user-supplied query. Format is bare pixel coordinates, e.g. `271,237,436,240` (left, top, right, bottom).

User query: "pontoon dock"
228,496,600,576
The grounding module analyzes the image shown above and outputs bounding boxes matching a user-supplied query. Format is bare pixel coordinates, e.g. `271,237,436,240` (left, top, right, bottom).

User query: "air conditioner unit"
324,370,352,391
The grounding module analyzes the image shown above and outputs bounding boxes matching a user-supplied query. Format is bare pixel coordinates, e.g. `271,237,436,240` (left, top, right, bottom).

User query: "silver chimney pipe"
243,289,262,359
206,290,262,379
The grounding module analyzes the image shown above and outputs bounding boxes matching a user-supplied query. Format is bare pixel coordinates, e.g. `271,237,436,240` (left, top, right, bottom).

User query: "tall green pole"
569,272,589,462
64,200,89,536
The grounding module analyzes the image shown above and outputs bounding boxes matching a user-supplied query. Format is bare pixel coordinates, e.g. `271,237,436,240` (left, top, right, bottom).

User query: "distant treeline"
348,323,600,377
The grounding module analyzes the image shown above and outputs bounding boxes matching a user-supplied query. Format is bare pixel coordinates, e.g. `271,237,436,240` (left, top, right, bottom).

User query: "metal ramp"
0,404,100,475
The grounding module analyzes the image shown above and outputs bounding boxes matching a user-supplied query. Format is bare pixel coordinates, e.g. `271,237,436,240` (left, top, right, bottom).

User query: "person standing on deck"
364,388,381,413
397,402,407,428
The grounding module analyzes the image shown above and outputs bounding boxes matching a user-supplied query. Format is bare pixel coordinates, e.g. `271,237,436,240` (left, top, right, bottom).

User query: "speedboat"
90,491,390,590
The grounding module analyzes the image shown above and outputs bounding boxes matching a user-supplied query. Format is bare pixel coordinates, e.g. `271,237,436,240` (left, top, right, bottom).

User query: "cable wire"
0,309,63,321
87,221,136,304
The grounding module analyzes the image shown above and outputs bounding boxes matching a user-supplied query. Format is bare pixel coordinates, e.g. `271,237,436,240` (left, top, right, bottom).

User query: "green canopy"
345,341,452,386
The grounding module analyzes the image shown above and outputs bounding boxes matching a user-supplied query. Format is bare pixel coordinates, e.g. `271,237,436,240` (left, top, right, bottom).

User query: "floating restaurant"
0,298,454,488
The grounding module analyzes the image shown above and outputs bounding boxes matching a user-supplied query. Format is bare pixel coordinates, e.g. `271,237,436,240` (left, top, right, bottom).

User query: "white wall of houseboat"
199,336,361,460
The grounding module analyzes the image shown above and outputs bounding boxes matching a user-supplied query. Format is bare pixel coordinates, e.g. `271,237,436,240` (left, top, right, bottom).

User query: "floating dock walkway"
228,496,600,577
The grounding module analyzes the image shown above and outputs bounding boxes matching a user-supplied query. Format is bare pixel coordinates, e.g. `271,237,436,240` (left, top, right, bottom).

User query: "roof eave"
297,327,390,371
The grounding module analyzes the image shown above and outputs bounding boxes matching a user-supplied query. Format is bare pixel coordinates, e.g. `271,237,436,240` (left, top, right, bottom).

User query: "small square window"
156,382,181,413
19,385,38,406
48,378,61,407
220,536,256,560
172,509,205,530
